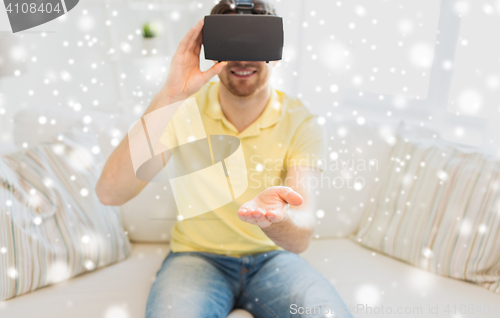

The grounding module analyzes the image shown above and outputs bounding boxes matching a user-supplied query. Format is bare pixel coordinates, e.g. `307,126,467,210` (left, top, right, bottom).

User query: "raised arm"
95,18,227,206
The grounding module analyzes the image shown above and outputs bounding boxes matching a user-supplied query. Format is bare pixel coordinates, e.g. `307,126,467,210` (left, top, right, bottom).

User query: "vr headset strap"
235,0,254,14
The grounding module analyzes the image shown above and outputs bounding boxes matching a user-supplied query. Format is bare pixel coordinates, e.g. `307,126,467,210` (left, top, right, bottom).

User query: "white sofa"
1,106,499,318
2,239,499,318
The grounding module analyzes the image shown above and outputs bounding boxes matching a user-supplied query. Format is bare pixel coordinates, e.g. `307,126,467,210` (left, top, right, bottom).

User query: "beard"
219,63,267,97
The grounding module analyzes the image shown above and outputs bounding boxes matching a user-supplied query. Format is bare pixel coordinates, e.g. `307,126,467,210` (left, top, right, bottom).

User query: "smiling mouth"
231,70,257,78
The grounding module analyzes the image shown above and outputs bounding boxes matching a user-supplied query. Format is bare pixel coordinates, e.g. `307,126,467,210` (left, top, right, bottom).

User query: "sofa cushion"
0,243,168,317
355,125,500,295
2,239,499,318
315,118,397,238
315,119,440,238
120,181,177,243
304,239,500,317
0,124,131,301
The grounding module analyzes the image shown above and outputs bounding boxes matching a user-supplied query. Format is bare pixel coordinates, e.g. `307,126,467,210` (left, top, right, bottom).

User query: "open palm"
237,186,303,228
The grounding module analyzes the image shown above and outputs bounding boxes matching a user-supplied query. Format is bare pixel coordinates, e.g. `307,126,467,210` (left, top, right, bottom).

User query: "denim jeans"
145,249,354,318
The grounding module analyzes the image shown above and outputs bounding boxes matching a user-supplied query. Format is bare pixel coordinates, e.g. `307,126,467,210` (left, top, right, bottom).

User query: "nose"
230,61,263,67
234,61,269,65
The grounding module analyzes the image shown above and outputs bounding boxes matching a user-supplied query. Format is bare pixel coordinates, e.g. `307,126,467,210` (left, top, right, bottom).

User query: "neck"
219,83,272,133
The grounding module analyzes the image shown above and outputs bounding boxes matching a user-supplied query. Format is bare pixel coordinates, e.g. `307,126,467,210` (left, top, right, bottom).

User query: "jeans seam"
247,255,258,272
242,291,279,318
217,296,236,318
237,264,246,297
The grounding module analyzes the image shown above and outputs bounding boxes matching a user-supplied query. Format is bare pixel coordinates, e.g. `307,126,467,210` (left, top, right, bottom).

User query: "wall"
1,0,499,153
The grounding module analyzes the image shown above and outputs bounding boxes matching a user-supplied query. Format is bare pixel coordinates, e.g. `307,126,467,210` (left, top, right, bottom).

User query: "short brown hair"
210,0,277,16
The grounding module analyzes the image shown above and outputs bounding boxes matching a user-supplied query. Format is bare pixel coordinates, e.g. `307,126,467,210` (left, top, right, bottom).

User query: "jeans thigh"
146,252,236,318
237,251,354,318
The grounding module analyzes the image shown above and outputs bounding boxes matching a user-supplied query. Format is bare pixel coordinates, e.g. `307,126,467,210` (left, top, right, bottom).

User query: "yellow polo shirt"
163,80,326,256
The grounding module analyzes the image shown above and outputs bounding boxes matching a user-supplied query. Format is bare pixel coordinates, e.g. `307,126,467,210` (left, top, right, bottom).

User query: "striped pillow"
0,124,131,301
355,132,500,294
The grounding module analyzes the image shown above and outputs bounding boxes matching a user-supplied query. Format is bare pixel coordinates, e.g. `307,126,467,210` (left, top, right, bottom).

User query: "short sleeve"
158,119,178,150
157,95,204,150
286,116,327,172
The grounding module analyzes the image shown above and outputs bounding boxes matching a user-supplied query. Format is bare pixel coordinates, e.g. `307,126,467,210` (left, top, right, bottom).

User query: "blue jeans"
145,250,354,318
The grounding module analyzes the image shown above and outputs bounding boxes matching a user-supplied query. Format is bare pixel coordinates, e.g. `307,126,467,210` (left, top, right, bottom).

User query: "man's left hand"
237,186,303,228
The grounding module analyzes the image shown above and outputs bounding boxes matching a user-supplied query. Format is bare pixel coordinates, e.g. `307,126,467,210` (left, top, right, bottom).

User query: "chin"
231,86,256,96
234,81,267,96
220,79,256,97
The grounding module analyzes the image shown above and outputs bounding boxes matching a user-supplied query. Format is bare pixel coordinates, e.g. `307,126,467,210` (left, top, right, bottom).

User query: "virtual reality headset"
202,0,284,63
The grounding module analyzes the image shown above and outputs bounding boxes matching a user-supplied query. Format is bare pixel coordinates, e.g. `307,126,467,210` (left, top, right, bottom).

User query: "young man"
96,1,353,317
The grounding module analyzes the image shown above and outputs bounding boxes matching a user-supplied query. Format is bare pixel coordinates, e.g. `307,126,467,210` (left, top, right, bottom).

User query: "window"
284,0,500,150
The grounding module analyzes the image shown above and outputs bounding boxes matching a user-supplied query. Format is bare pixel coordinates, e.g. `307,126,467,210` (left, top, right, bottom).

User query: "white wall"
1,0,499,155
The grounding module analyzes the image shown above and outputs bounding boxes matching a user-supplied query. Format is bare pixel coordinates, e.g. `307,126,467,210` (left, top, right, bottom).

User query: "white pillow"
354,123,500,295
0,124,131,301
120,181,177,242
314,119,398,238
314,119,441,238
0,140,18,156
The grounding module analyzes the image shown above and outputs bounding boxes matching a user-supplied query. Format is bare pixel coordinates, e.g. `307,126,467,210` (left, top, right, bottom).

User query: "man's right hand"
160,18,227,102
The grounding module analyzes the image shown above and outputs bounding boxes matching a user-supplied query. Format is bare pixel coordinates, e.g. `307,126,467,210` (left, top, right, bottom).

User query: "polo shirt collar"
204,81,282,138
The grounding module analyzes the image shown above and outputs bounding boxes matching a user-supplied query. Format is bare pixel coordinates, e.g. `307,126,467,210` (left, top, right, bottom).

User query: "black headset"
235,0,254,14
202,0,284,62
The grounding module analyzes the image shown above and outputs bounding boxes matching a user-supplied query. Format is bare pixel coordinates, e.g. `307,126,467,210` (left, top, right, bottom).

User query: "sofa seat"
1,239,498,318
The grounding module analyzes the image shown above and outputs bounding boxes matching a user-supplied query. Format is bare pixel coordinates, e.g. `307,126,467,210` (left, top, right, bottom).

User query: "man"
96,1,353,317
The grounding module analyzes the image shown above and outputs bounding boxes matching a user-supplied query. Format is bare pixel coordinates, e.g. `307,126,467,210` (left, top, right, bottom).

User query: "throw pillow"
354,127,500,294
0,124,131,301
